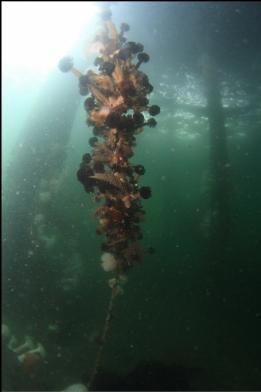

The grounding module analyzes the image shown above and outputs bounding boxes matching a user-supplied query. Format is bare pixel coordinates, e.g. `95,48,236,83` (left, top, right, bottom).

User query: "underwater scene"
2,1,261,391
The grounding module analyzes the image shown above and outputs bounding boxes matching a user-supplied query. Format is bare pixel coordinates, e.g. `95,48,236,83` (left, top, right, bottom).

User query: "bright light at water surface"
2,1,99,74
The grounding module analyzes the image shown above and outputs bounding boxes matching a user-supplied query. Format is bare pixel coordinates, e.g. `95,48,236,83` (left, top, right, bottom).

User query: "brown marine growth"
59,7,160,388
63,17,160,273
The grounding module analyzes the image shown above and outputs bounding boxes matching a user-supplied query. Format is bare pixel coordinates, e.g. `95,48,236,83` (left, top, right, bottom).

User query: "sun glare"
2,1,99,74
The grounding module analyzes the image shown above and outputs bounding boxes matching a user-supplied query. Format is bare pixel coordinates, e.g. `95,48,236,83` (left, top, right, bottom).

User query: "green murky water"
2,2,261,391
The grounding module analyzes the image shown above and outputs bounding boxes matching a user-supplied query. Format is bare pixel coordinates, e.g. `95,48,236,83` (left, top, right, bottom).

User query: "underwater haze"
2,2,261,391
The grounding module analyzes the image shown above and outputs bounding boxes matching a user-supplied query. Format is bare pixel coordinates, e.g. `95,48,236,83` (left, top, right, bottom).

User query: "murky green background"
2,2,261,390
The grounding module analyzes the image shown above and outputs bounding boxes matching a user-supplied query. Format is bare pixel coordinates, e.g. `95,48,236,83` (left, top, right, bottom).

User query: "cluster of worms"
59,9,159,288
